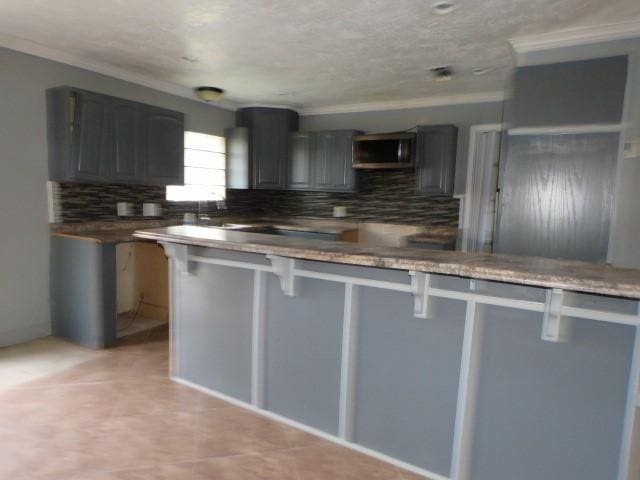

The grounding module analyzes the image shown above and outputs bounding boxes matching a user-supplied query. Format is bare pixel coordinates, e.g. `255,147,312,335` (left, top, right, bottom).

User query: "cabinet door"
252,110,287,189
70,91,110,181
144,108,184,185
288,132,313,190
111,101,142,182
416,125,458,195
313,131,357,192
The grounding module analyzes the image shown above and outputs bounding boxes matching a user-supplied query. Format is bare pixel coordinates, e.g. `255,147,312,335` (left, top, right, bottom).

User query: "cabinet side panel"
50,236,112,348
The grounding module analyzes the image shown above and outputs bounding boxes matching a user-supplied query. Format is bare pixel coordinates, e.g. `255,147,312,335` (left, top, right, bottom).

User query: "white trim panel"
510,20,640,54
508,124,625,136
338,283,360,441
449,302,483,480
251,270,267,408
299,92,505,116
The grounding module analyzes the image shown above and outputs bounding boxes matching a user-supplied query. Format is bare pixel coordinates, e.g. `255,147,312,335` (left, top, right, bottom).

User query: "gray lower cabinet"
47,86,184,185
416,125,458,195
235,107,299,189
288,130,360,192
51,236,117,348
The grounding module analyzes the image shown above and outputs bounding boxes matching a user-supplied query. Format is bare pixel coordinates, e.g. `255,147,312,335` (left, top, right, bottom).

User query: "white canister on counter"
183,212,197,225
117,202,133,217
142,203,163,217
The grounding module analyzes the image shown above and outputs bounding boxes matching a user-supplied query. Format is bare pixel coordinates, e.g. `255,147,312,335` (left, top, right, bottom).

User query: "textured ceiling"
0,0,638,109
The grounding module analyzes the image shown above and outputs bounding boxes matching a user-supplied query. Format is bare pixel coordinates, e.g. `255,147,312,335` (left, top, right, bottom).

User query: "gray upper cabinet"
236,107,299,190
287,130,360,192
144,107,184,185
313,130,358,192
288,132,313,189
510,56,627,128
111,101,142,182
70,90,110,181
47,86,184,185
416,125,458,195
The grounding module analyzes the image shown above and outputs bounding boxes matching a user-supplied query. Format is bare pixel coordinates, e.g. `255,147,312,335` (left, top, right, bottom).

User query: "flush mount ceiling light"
195,86,224,102
432,1,457,15
429,66,454,82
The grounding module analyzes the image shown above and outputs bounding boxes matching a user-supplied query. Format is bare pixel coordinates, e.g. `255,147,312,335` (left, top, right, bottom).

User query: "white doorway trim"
461,124,503,252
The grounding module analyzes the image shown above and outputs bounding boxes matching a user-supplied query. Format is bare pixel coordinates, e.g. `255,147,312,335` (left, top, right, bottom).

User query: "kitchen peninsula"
134,225,640,480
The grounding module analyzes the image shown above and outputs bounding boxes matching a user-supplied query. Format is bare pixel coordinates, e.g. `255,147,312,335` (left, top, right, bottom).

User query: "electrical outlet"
333,206,347,218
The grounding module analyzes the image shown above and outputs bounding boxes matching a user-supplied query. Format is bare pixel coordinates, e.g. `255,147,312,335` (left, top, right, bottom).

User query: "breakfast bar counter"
134,225,640,480
134,225,640,299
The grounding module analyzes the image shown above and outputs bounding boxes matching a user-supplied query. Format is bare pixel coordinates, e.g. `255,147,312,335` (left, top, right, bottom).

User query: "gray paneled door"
495,133,619,262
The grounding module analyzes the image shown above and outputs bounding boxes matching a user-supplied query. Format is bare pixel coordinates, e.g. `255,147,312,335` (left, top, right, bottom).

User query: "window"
166,131,226,201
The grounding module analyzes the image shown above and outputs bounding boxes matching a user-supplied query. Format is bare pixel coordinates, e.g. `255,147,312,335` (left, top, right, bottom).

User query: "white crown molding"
0,32,239,111
299,92,505,116
510,20,640,54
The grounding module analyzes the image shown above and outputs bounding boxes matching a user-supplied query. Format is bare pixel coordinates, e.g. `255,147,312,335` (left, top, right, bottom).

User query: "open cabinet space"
116,242,169,339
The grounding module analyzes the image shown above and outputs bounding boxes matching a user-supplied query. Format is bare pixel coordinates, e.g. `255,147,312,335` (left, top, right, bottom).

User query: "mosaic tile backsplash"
227,169,460,225
53,169,459,227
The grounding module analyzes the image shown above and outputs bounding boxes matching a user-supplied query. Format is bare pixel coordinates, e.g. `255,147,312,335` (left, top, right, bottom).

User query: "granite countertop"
222,222,358,235
52,229,150,244
134,225,640,299
49,216,361,243
50,219,180,243
405,231,458,245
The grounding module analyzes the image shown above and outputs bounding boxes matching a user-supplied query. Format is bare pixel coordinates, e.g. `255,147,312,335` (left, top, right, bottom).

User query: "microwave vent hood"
352,132,416,169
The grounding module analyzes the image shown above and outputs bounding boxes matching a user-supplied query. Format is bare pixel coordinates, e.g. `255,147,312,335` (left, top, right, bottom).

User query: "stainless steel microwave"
352,132,416,169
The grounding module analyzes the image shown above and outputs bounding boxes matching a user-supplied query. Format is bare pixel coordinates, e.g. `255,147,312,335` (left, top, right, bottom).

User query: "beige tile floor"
0,326,424,480
0,337,106,390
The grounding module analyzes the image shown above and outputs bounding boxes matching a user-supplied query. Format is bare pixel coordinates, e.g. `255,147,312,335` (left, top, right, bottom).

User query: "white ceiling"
0,0,639,112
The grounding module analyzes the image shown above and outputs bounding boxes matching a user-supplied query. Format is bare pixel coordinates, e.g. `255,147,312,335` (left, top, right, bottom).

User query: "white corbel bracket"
267,255,298,296
409,271,432,319
542,288,569,342
159,242,193,276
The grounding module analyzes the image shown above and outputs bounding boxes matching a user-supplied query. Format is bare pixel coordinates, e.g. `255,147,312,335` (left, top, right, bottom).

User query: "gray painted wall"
300,101,505,196
0,47,234,346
